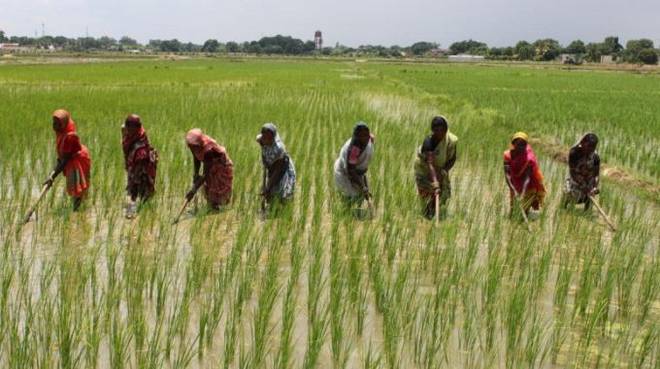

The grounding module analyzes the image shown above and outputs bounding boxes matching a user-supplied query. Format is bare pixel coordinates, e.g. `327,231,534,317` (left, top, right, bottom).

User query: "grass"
0,57,658,369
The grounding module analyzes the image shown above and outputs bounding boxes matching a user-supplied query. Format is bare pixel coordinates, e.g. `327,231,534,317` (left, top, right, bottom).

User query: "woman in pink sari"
185,129,233,209
503,132,546,217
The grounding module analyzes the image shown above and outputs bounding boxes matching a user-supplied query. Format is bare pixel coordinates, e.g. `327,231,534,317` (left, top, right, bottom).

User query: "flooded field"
0,58,657,369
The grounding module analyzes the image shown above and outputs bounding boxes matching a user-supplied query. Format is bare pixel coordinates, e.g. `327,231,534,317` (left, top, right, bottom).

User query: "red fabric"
122,126,145,158
56,119,91,197
348,146,362,165
347,134,374,165
186,129,233,206
202,143,233,206
503,145,545,194
122,127,156,198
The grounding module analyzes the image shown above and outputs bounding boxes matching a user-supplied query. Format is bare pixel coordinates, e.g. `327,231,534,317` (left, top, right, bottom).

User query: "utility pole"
41,22,45,37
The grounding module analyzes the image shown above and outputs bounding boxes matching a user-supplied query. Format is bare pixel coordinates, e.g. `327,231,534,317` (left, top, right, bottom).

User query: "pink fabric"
503,145,545,194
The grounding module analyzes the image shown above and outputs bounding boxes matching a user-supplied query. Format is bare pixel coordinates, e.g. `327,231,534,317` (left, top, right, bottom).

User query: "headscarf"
122,114,147,156
576,132,598,148
53,109,74,133
351,121,374,148
511,131,529,145
431,116,448,130
256,123,283,146
53,109,77,155
186,128,222,161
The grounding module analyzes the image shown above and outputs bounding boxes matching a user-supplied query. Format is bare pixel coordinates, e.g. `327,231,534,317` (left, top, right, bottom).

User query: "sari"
187,129,233,207
334,125,375,198
563,134,600,204
53,110,91,198
257,123,296,199
414,131,458,203
122,121,157,200
503,138,545,211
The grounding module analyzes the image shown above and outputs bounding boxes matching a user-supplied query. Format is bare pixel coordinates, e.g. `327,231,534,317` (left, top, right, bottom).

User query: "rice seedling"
0,58,657,369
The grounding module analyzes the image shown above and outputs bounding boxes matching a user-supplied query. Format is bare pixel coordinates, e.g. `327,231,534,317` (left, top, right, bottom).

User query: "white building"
448,54,485,62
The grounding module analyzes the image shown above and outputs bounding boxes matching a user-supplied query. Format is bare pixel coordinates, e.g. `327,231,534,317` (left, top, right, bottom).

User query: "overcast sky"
1,0,659,47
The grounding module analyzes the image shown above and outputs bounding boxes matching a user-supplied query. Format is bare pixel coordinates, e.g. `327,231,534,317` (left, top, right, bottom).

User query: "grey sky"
1,0,658,47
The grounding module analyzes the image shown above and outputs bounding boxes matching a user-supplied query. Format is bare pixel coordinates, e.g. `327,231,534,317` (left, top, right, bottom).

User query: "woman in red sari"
122,114,158,217
43,109,92,211
503,132,546,218
185,129,233,209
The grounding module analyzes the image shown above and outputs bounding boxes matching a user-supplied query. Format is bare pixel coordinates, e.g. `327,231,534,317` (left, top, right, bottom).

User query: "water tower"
314,31,323,50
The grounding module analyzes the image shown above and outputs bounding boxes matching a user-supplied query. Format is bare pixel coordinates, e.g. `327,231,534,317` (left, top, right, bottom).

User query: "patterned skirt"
64,152,91,198
204,160,233,207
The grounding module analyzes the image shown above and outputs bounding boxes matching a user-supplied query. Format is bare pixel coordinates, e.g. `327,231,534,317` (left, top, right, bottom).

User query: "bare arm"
426,152,439,184
44,154,72,185
186,156,205,200
347,164,366,193
264,158,287,195
504,161,514,192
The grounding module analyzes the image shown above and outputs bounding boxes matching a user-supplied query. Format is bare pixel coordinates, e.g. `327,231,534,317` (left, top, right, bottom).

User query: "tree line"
1,30,657,64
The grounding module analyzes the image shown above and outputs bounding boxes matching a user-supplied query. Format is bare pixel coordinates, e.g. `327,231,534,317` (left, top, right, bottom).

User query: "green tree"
77,37,100,50
226,41,240,52
515,41,535,60
411,41,437,56
585,42,609,62
98,36,117,50
244,41,261,53
449,39,487,55
303,40,316,53
638,49,658,65
0,30,6,42
603,36,623,54
119,36,138,47
159,39,181,52
624,39,654,63
53,36,69,48
533,38,561,61
201,39,220,52
564,40,586,54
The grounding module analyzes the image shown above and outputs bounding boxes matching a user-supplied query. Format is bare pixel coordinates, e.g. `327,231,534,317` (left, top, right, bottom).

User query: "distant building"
560,53,580,64
0,43,43,54
600,55,615,64
0,43,36,53
314,31,323,50
0,43,20,50
429,48,448,57
448,54,485,62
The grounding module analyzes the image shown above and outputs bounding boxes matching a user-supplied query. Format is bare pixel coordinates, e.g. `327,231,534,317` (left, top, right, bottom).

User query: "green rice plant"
0,57,657,369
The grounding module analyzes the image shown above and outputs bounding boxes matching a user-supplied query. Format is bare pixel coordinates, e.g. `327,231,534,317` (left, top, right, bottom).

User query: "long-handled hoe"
363,176,375,219
589,195,617,231
434,191,440,226
260,167,268,219
172,195,194,225
23,180,53,224
506,175,532,233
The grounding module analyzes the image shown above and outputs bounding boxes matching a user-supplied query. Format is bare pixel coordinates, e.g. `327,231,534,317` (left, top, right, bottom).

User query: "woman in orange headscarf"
43,109,92,210
503,132,545,218
185,128,233,209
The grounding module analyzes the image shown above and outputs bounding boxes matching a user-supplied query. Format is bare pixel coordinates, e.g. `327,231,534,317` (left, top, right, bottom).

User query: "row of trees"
0,30,438,57
1,29,657,64
450,36,658,64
